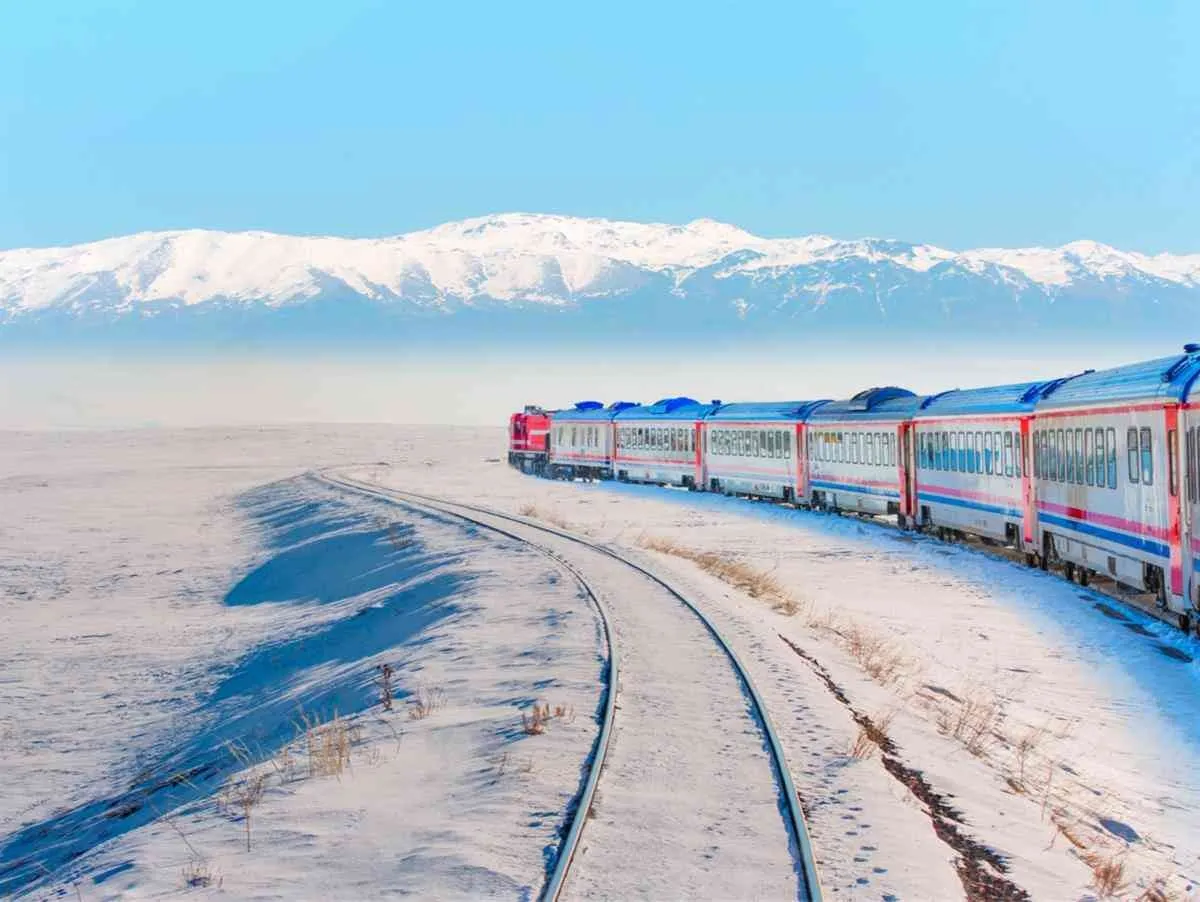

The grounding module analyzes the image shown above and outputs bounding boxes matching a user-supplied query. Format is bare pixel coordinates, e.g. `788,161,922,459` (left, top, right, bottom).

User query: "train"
507,345,1200,632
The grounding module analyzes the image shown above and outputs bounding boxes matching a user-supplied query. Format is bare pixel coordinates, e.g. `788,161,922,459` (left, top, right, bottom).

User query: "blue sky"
1,0,1197,252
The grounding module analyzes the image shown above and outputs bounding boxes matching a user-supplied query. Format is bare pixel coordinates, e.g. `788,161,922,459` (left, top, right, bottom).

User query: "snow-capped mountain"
2,213,1197,344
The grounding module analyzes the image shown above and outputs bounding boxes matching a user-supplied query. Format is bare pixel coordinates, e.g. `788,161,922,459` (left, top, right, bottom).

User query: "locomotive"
507,346,1200,631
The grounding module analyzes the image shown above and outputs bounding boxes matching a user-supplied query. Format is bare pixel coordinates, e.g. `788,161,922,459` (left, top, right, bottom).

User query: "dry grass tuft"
840,623,908,685
848,711,894,760
1082,850,1129,898
377,663,395,712
518,504,571,530
1135,877,1175,902
220,771,266,851
407,684,445,721
300,712,356,778
520,700,574,735
181,859,221,889
936,687,1003,755
637,535,807,616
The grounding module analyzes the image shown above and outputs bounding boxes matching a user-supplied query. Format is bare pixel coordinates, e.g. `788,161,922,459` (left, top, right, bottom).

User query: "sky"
1,0,1198,254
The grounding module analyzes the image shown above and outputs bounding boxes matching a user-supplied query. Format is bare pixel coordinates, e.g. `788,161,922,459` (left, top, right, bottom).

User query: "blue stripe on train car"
811,479,900,499
1038,512,1169,558
918,492,1022,519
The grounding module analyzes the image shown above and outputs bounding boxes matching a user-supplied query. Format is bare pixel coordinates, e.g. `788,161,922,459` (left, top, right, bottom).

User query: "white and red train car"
506,344,1200,630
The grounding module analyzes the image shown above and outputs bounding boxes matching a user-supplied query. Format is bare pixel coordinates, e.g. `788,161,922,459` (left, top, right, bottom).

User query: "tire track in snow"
319,471,821,902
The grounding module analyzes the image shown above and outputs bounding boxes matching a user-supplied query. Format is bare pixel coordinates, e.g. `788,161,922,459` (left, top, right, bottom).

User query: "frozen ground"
3,425,1200,900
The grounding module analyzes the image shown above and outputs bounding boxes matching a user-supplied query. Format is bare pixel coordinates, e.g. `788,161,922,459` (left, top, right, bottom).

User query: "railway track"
318,471,823,902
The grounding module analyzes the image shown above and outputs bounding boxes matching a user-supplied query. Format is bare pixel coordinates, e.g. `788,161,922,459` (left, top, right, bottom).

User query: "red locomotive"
508,405,550,474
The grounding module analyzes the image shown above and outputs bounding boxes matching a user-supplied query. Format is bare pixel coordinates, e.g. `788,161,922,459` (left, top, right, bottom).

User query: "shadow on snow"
0,477,470,896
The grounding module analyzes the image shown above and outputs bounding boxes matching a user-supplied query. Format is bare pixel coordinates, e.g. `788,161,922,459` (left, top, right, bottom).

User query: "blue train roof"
552,400,640,422
613,396,723,421
705,400,831,422
1036,347,1200,409
914,377,1080,418
807,386,924,422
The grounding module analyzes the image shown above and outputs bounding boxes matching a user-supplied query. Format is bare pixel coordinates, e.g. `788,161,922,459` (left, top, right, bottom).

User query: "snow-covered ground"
3,424,1200,900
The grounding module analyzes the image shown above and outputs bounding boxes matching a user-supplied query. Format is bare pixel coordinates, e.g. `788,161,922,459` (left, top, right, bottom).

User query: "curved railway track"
317,470,823,902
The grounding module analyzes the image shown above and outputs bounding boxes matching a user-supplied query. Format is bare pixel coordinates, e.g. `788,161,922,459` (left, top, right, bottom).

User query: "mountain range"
2,213,1197,346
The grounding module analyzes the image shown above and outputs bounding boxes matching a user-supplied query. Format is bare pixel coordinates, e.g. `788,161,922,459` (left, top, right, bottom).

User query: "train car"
1030,346,1200,622
612,397,721,488
806,387,923,520
547,401,637,480
701,400,830,501
508,406,551,474
912,378,1078,553
1186,380,1200,614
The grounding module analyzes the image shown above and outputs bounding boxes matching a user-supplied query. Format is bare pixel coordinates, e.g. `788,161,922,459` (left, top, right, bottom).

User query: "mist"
0,341,1175,430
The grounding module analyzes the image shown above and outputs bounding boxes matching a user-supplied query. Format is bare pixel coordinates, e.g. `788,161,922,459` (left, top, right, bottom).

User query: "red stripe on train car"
1036,500,1169,541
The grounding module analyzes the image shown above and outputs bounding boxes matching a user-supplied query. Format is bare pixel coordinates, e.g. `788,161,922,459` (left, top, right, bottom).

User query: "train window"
1093,428,1103,486
1054,429,1065,481
1188,427,1198,503
1105,427,1117,488
1066,430,1077,483
1140,427,1153,486
1014,433,1022,478
1127,427,1140,484
1028,433,1035,478
1168,429,1179,497
938,432,947,470
971,433,981,473
918,433,927,468
783,431,792,457
863,433,872,465
1004,431,1014,476
1084,430,1094,485
1072,428,1082,484
754,431,762,457
958,431,967,472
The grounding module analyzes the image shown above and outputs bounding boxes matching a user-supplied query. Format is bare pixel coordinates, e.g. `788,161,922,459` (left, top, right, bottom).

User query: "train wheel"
1078,569,1090,587
1024,552,1036,568
1178,613,1191,633
1064,562,1076,583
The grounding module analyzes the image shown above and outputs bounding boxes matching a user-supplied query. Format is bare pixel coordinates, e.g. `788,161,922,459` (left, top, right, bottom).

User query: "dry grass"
637,534,807,616
840,623,908,685
299,712,357,778
848,711,894,760
1082,850,1129,898
407,684,445,721
181,859,221,889
377,663,395,712
518,504,571,530
936,686,1003,755
520,701,575,735
220,771,266,851
1135,877,1175,902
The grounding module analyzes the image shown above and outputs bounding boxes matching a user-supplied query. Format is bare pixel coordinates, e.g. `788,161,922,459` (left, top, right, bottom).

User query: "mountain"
2,213,1198,346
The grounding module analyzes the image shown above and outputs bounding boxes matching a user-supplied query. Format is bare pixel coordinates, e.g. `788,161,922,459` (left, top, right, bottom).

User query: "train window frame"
1127,427,1140,484
1015,432,1022,478
1067,429,1077,483
1106,427,1117,488
939,431,948,470
783,431,792,457
1004,431,1014,477
1168,428,1179,497
1031,432,1039,478
1140,427,1154,486
1073,428,1083,484
1054,429,1065,481
949,432,958,472
1188,427,1198,503
1093,428,1103,487
973,432,982,474
1084,430,1095,485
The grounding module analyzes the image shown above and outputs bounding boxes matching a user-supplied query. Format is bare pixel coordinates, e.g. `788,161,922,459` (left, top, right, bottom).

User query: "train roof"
551,400,639,422
1035,346,1200,410
613,396,723,421
807,386,923,422
705,400,831,422
913,377,1079,418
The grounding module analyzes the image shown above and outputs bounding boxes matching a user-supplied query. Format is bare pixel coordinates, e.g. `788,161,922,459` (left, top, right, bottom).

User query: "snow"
4,423,1200,900
3,213,1198,315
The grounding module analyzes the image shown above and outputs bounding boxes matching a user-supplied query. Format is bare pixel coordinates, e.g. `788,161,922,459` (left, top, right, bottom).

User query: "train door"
1167,406,1185,609
693,421,704,488
1019,416,1035,550
1186,414,1199,614
897,422,914,527
795,422,807,503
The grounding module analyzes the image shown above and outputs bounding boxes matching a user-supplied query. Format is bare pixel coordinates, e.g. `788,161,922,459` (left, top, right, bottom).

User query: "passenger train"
507,346,1200,632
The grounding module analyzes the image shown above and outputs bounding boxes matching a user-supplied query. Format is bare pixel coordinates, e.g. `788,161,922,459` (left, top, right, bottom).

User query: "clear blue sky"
2,0,1197,252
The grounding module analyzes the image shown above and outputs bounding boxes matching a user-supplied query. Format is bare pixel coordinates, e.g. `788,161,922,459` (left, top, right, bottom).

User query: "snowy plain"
2,424,1200,900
